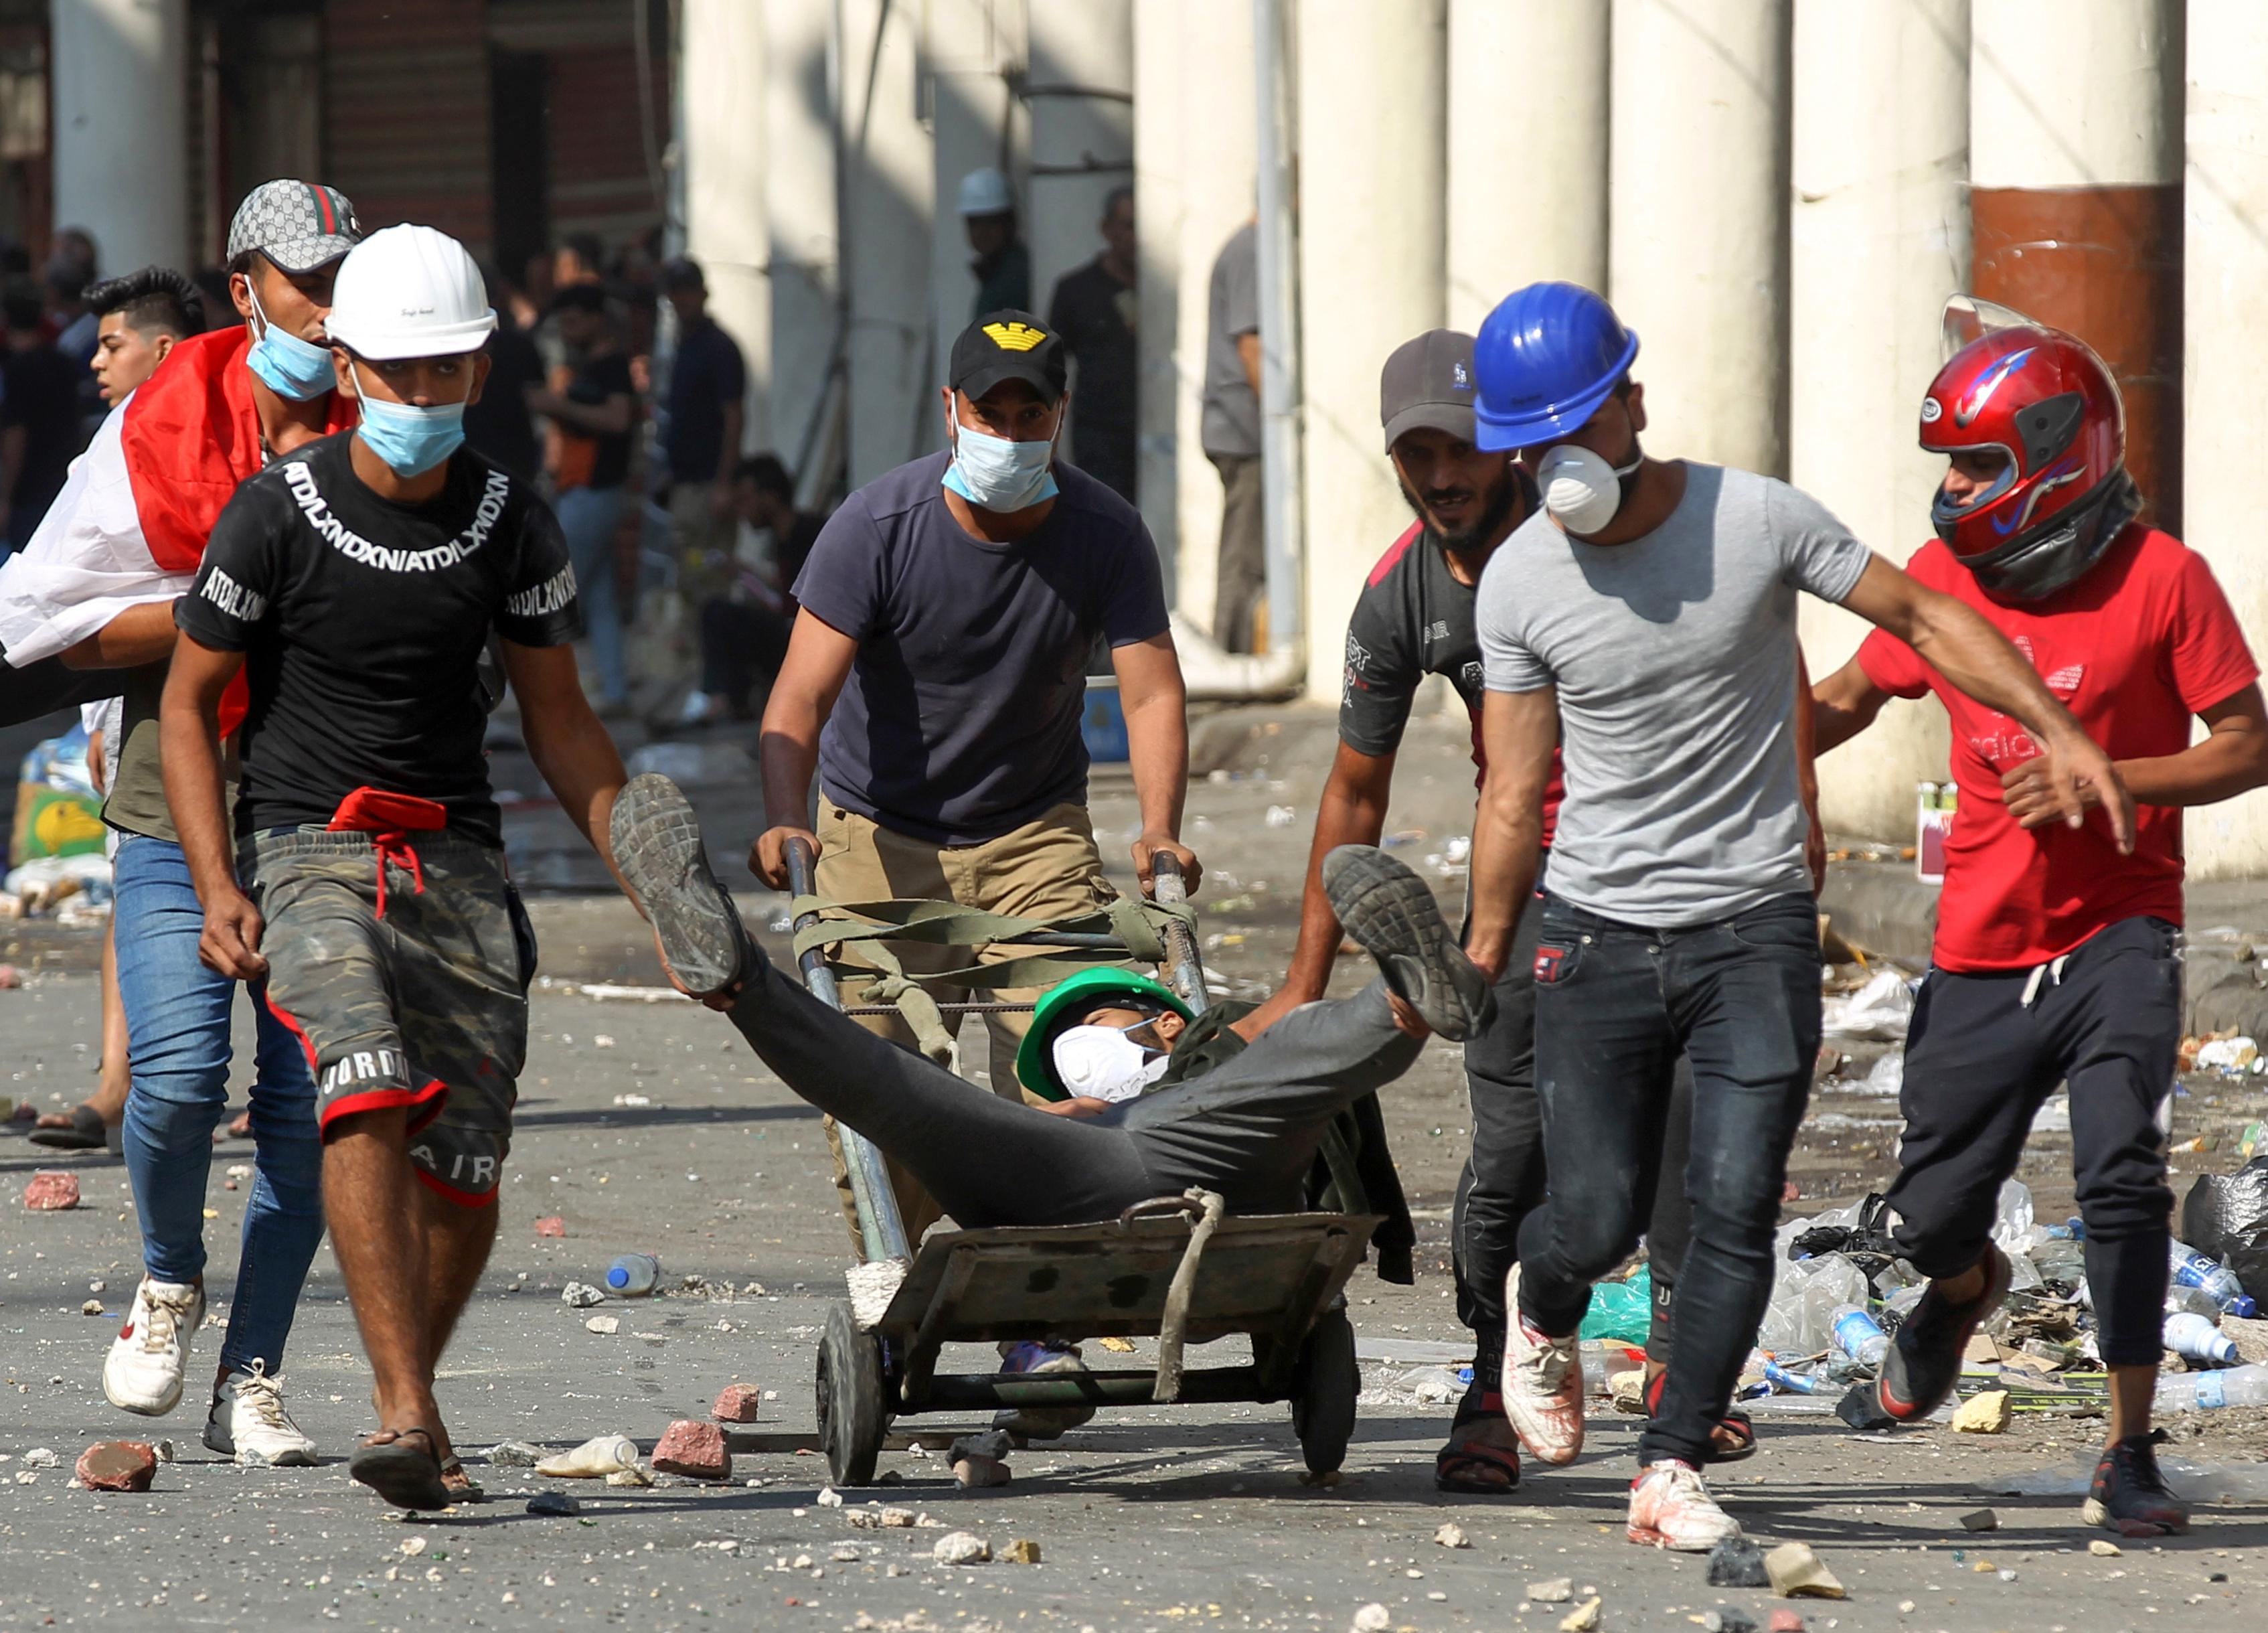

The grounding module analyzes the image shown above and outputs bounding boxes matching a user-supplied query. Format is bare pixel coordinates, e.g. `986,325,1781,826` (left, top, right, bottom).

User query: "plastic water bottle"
2169,1241,2253,1314
2167,1284,2224,1320
1830,1306,1891,1368
2154,1361,2268,1414
604,1253,660,1296
2162,1312,2241,1367
1762,1359,1822,1395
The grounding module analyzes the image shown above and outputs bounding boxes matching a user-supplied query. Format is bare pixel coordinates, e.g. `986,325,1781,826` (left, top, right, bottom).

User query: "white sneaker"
1498,1265,1585,1465
1627,1457,1741,1550
102,1277,206,1416
204,1361,317,1467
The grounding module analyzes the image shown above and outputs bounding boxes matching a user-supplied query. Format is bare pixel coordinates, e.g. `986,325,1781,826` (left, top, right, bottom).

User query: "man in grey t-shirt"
1200,218,1263,651
1462,283,2130,1552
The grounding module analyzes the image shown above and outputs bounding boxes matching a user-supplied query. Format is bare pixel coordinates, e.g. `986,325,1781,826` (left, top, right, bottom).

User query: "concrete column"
1296,0,1446,699
1162,0,1257,631
2182,4,2268,877
1789,0,1968,842
839,0,935,486
1445,0,1607,329
1609,0,1791,476
51,0,189,275
926,0,1024,457
681,0,768,451
1971,0,2183,530
765,0,838,488
1027,0,1134,311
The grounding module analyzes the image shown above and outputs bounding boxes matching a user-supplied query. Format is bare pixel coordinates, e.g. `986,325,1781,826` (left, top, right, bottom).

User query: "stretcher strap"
1153,1188,1226,1404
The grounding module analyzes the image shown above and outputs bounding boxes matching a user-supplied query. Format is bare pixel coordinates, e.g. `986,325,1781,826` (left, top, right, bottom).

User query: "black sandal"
438,1455,486,1502
28,1103,108,1151
1643,1369,1758,1464
349,1427,452,1510
1435,1388,1522,1493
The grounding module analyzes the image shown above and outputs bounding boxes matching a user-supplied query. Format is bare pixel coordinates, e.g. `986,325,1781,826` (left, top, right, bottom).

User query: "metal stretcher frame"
782,839,1369,1486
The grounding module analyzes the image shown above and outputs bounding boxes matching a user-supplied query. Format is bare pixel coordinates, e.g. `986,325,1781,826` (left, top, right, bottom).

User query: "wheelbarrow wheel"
816,1301,889,1486
1289,1304,1359,1475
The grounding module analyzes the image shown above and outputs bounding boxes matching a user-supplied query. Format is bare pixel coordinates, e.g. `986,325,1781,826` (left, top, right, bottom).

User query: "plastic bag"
2180,1157,2268,1306
1578,1265,1652,1344
1822,967,1917,1040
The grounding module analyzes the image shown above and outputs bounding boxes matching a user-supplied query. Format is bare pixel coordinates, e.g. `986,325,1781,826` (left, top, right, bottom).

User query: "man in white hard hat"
0,179,361,1471
959,166,1030,319
160,224,633,1512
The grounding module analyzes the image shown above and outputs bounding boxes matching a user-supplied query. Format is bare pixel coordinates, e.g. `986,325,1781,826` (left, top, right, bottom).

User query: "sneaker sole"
1626,1521,1738,1552
2079,1496,2188,1537
1496,1265,1584,1466
609,774,747,999
205,1423,317,1468
1875,1247,2014,1421
1319,846,1492,1041
102,1376,181,1417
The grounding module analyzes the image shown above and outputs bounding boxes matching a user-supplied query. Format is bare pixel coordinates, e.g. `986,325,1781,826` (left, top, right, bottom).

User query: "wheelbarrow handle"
785,834,819,900
1150,850,1186,906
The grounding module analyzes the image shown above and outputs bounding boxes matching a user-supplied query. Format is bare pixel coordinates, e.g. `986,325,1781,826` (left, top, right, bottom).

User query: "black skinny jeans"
1516,890,1821,1468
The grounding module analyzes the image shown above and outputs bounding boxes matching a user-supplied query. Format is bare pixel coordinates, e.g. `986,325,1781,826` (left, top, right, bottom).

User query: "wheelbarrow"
781,838,1371,1484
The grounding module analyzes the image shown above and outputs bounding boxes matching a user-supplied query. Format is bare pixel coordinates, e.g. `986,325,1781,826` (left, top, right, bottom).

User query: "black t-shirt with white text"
175,432,581,847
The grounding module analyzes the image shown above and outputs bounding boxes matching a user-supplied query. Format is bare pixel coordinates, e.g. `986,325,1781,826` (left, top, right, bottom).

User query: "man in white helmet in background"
160,224,634,1511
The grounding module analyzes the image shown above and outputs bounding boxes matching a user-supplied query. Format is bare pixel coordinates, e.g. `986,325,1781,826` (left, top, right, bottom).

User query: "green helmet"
1016,965,1194,1101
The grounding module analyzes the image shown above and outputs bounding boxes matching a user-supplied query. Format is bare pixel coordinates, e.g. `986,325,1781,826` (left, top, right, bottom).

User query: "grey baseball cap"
226,179,363,275
1380,328,1478,450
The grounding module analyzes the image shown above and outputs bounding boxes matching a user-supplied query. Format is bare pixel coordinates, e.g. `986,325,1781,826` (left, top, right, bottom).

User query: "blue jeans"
1517,890,1820,1468
558,483,629,704
114,833,325,1377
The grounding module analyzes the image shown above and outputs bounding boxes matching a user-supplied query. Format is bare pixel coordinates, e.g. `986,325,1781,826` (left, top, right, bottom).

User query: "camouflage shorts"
242,829,535,1206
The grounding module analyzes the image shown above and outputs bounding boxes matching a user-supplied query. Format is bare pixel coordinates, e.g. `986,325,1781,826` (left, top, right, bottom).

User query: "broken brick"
534,1216,566,1238
24,1170,80,1211
712,1383,763,1423
75,1441,156,1492
650,1419,730,1480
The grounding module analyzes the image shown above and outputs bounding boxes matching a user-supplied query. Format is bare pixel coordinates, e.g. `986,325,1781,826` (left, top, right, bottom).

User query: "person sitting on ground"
614,773,1491,1239
677,453,823,728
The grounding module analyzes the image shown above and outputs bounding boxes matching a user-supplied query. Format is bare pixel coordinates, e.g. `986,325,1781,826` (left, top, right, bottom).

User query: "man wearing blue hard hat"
1461,281,2133,1549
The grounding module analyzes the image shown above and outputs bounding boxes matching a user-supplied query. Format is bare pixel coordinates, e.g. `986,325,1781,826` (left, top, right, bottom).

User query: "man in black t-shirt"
1045,186,1138,501
530,283,638,710
161,226,633,1513
1,280,88,550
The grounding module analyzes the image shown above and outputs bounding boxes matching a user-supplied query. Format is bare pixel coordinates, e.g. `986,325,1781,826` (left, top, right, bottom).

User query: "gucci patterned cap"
949,308,1067,401
226,179,363,274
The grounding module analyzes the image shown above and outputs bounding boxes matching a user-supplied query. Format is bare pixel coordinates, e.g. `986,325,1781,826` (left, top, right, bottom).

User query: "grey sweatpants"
726,959,1424,1227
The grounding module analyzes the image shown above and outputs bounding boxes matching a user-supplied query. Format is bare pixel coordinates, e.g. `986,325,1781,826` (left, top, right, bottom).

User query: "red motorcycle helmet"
1919,303,2135,599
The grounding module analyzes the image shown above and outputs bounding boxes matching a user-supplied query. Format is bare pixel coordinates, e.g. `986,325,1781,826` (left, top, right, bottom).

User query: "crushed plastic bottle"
1830,1305,1890,1367
2166,1284,2224,1320
605,1253,661,1296
2154,1362,2268,1413
2169,1240,2255,1316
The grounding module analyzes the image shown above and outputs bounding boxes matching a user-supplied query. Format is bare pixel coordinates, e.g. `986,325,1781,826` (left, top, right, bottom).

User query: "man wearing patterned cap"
0,179,361,1470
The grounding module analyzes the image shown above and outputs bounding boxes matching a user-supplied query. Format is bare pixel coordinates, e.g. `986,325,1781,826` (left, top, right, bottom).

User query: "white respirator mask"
1536,441,1643,536
1050,1024,1169,1104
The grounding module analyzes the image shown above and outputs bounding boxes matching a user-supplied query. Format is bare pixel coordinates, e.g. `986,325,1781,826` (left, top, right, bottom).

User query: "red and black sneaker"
2083,1432,2191,1537
1856,1246,2013,1425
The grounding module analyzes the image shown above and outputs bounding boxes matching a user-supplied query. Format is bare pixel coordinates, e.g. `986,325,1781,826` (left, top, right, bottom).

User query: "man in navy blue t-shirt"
753,308,1198,1253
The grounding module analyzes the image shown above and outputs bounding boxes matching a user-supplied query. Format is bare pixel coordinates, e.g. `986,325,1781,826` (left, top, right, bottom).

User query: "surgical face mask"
1050,1022,1169,1104
244,282,337,401
352,366,467,478
943,416,1060,512
1536,441,1643,536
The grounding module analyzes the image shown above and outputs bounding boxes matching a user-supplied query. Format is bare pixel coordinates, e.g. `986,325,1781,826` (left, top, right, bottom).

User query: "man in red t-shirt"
1812,317,2268,1538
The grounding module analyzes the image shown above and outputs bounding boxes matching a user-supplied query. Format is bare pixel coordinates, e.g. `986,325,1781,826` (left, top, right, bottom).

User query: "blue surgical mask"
244,283,337,402
943,418,1060,512
353,372,467,478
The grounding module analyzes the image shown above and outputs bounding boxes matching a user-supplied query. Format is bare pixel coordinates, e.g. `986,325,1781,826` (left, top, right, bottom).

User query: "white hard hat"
957,166,1014,218
327,224,497,360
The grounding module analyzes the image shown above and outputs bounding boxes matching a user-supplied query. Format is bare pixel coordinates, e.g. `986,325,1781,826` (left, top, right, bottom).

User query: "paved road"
2,705,2264,1630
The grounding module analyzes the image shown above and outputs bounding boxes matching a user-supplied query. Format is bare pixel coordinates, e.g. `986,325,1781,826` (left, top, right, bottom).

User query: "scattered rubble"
534,1216,566,1237
651,1419,730,1480
1764,1541,1846,1600
1558,1599,1602,1633
24,1170,80,1211
74,1441,156,1492
486,1440,543,1467
1432,1521,1469,1549
560,1281,605,1308
932,1531,990,1565
1951,1389,2011,1433
525,1492,580,1516
1705,1537,1770,1589
1000,1538,1042,1564
712,1383,763,1422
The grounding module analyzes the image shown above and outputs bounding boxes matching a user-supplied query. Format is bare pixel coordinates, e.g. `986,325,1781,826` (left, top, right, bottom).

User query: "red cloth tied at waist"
327,788,449,919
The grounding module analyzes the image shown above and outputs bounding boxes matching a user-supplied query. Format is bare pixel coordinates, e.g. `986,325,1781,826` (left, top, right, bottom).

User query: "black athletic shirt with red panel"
1340,518,1565,844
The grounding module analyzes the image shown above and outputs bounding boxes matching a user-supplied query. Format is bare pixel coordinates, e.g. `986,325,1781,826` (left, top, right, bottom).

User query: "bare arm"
157,633,264,980
750,609,859,887
1466,688,1562,979
60,601,179,670
2005,682,2268,826
716,402,744,486
1111,632,1200,897
528,388,634,437
1840,554,2133,850
1236,331,1261,397
1232,741,1396,1040
1810,651,1894,757
1795,649,1825,893
503,639,630,889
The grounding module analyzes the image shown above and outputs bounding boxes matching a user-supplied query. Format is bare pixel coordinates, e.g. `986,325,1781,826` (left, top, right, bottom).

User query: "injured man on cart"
611,773,1490,1429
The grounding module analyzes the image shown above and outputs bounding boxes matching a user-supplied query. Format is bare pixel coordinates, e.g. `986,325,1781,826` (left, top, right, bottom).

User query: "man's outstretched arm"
157,633,263,980
751,609,858,888
1112,631,1201,897
503,639,629,891
1840,554,2133,851
1465,686,1561,980
1234,741,1397,1040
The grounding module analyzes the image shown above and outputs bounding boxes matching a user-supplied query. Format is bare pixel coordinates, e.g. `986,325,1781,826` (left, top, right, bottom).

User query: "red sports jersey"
1858,525,2258,971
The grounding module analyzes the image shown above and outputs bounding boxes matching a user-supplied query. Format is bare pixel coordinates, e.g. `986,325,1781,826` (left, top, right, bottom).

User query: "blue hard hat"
1471,282,1639,452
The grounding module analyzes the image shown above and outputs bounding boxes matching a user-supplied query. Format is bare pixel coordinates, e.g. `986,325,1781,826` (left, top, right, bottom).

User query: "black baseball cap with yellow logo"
950,308,1068,402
